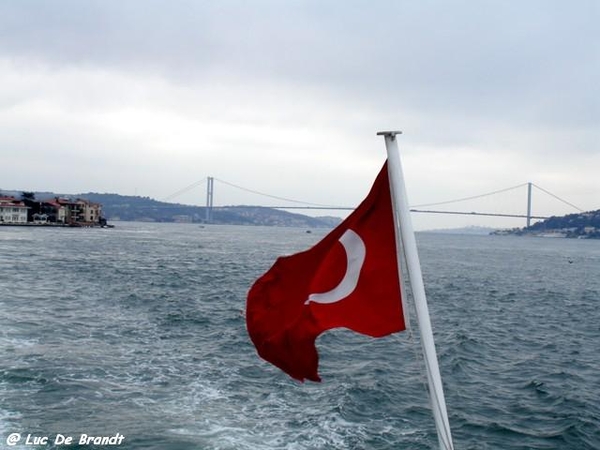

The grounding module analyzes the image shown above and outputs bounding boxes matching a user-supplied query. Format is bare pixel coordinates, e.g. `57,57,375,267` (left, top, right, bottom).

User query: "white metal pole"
377,131,454,450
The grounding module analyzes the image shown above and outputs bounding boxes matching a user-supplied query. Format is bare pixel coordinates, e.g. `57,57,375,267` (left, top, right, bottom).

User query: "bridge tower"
206,177,214,223
526,182,532,228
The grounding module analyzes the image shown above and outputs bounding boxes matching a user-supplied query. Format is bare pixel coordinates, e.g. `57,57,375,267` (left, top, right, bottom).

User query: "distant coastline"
421,226,496,235
3,189,597,236
0,222,114,228
491,210,600,239
0,190,342,229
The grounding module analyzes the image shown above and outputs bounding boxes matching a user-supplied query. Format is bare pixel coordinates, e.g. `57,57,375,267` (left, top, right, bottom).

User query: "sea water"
1,223,599,450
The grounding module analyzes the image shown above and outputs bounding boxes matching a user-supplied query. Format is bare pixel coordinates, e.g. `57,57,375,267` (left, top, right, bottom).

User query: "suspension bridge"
162,177,585,227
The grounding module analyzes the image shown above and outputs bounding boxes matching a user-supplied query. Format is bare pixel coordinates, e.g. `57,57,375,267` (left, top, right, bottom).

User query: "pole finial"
376,131,403,140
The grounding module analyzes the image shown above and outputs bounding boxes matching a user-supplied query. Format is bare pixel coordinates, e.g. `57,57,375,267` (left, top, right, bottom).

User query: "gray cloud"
0,0,597,229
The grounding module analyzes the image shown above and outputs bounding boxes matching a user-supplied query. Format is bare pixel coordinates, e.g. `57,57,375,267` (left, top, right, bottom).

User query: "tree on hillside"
21,191,40,221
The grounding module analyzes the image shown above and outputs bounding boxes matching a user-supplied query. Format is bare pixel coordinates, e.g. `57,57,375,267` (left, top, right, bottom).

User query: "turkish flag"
246,162,405,382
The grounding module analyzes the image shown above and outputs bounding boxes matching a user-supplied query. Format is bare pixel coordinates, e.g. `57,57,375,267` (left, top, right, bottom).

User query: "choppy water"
1,223,599,450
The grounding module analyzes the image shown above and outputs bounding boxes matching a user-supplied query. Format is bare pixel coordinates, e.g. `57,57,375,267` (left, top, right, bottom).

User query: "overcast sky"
0,0,597,229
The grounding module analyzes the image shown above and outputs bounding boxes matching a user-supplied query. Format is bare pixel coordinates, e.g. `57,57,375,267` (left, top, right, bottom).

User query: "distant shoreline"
0,223,114,228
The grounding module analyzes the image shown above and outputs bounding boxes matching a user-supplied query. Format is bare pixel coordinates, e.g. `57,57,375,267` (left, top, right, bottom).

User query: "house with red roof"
0,193,105,226
43,197,103,226
0,196,29,224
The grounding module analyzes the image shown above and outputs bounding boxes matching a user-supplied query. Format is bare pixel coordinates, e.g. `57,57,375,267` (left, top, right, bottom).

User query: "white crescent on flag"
305,229,366,305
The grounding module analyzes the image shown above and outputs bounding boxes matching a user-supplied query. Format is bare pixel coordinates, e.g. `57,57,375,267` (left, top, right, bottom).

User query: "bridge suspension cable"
162,178,207,202
213,177,341,208
411,183,529,209
531,183,585,213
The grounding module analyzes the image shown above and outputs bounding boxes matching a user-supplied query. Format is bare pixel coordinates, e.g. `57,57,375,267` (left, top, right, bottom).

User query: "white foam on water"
0,388,23,441
163,382,386,450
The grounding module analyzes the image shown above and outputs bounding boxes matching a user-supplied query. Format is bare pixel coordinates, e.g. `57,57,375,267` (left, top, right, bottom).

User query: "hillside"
1,190,342,228
494,210,600,239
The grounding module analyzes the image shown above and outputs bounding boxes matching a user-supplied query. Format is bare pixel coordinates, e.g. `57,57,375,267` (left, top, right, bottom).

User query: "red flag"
246,162,405,382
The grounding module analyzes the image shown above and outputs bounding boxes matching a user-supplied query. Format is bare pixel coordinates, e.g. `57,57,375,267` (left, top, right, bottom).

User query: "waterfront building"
0,194,104,226
44,198,103,225
0,197,29,224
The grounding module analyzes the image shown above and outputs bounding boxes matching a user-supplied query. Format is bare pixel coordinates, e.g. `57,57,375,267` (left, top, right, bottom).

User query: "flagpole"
377,131,454,450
